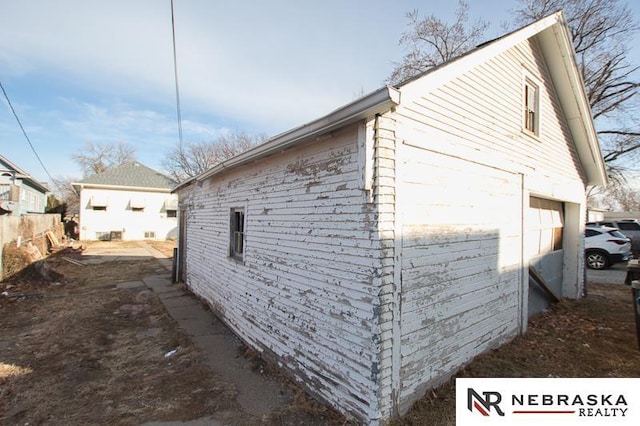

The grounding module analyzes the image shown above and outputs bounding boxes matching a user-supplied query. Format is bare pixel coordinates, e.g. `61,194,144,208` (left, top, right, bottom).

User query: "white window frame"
229,207,246,262
522,71,541,137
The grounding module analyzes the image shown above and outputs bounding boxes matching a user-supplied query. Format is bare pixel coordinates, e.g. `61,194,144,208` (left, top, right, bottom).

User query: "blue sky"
1,0,639,184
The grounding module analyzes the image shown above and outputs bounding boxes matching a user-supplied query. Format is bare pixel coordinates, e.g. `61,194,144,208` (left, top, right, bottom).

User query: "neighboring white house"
0,154,49,215
73,162,178,241
174,12,606,424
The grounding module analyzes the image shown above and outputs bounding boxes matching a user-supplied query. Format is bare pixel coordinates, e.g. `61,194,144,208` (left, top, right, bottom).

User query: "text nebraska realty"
512,393,628,417
471,389,629,417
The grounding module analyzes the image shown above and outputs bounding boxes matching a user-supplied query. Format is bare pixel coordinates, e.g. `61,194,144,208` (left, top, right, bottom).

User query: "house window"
166,209,177,218
130,197,145,211
144,231,156,239
229,207,245,260
524,78,539,135
96,231,110,241
90,195,108,209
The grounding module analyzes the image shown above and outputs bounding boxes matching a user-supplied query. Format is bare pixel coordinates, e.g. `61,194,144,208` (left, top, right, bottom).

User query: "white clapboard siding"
180,123,384,422
396,144,522,411
397,39,583,184
382,35,585,415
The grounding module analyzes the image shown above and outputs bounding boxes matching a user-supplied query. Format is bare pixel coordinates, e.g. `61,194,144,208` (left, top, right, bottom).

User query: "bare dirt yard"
2,241,639,425
0,241,342,425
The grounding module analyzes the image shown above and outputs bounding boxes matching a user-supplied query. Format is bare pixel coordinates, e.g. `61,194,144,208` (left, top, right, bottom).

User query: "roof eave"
72,182,173,193
24,178,50,194
173,85,401,192
537,15,607,187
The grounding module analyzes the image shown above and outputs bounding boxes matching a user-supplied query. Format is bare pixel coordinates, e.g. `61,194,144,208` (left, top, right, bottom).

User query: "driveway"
586,261,628,285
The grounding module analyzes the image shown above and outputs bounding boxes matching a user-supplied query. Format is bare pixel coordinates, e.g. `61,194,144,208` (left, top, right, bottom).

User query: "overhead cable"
170,0,184,149
0,80,55,183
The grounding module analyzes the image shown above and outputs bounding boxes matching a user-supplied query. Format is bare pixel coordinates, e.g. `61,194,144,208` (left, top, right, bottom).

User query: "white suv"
585,226,632,269
586,219,640,255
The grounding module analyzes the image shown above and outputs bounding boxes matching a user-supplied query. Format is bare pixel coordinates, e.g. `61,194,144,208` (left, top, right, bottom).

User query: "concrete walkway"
106,243,292,424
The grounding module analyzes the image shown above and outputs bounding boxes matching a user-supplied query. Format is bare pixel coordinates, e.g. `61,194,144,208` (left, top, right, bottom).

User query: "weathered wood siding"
370,115,401,419
396,151,523,409
388,37,588,413
178,124,383,421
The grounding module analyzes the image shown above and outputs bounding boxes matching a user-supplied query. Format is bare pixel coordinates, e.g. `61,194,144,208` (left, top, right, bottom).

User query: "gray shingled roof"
75,162,176,189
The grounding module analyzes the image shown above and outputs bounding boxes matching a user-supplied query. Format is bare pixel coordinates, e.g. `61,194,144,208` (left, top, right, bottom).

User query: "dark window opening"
524,80,538,134
230,208,245,260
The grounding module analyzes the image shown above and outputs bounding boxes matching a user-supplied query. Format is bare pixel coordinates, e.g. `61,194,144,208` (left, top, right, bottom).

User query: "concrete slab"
151,285,181,294
161,295,201,309
146,273,173,280
151,280,293,417
193,333,290,416
156,259,173,272
158,290,187,299
137,241,171,259
116,281,146,289
166,305,213,322
143,276,172,289
175,318,218,337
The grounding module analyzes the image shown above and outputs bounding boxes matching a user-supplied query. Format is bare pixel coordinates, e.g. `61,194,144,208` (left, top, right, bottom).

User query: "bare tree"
73,141,137,176
50,175,80,215
163,131,267,183
600,184,640,211
388,0,489,84
513,0,640,179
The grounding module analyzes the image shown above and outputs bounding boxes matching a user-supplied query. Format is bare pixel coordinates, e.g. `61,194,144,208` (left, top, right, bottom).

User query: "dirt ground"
0,241,343,425
2,242,639,425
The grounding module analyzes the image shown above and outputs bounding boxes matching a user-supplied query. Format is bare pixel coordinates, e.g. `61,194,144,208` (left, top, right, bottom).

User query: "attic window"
523,78,539,135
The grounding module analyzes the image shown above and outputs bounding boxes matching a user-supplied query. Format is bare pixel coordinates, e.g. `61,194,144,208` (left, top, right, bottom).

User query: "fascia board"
538,21,607,187
71,183,172,193
186,86,400,187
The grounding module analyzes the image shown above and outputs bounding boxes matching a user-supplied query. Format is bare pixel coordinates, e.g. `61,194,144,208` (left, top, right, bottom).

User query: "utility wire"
0,80,55,183
170,0,184,149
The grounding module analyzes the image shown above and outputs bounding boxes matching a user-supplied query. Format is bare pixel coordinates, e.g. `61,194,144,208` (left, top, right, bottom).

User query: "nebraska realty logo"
456,378,639,425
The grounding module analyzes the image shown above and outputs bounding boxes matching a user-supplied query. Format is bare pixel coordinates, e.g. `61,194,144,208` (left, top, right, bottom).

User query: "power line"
0,80,55,183
170,0,184,149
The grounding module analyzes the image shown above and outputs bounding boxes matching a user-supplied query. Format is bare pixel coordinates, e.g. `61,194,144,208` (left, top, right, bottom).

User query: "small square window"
524,79,539,135
166,209,177,218
96,231,110,241
144,231,156,239
229,207,245,260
